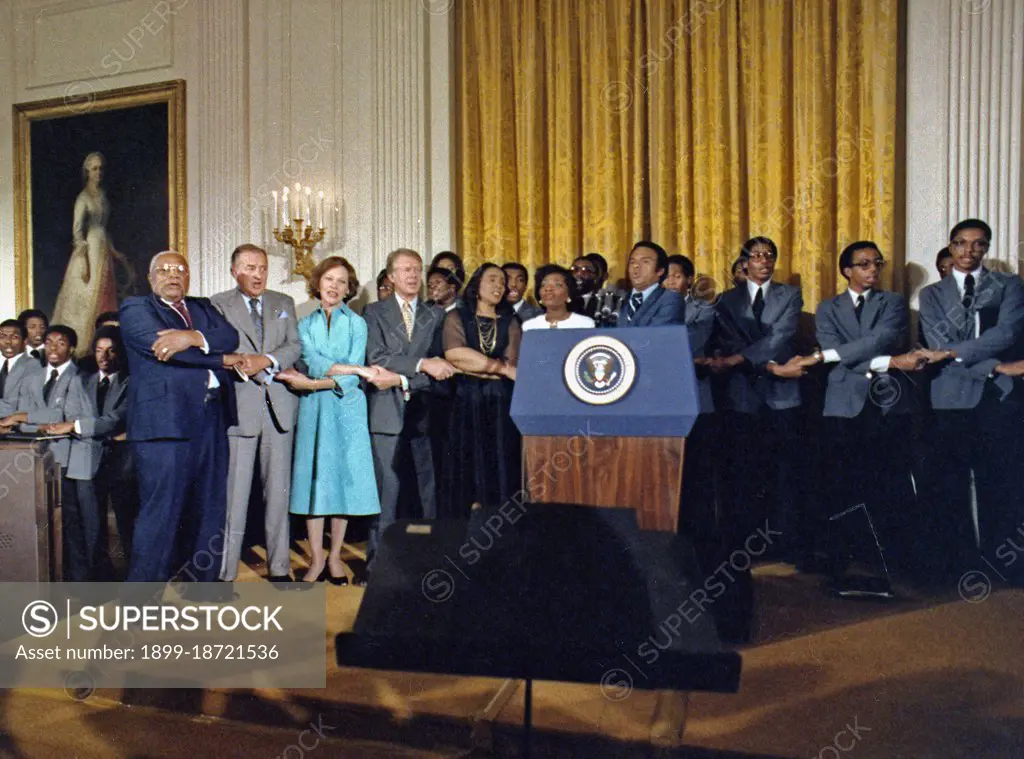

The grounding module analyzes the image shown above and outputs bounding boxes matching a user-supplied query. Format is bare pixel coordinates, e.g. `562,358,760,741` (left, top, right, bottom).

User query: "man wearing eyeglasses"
801,242,931,591
119,251,240,587
570,256,601,320
711,236,805,564
918,219,1024,584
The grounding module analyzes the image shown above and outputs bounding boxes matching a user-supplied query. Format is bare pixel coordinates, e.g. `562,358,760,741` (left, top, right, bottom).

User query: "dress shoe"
327,571,349,587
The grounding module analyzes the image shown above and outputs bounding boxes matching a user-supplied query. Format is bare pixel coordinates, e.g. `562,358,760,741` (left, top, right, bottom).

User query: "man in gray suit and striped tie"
919,219,1024,583
363,248,455,581
211,244,301,584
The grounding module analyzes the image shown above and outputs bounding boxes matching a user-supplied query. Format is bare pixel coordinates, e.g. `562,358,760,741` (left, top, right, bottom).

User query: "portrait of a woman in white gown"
51,151,133,353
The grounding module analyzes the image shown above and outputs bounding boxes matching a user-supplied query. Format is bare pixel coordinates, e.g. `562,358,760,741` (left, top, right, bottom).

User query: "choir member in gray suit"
0,326,83,578
711,237,805,561
918,219,1024,582
809,242,930,586
0,319,43,415
363,249,455,576
45,326,130,579
211,244,301,583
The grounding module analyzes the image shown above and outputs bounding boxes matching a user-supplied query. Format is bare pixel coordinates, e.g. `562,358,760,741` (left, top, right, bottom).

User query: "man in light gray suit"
809,241,931,589
0,319,43,415
711,237,806,562
919,219,1024,583
363,248,455,580
211,244,301,584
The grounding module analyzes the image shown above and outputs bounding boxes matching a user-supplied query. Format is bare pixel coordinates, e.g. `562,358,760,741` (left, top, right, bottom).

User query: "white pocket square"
277,311,289,319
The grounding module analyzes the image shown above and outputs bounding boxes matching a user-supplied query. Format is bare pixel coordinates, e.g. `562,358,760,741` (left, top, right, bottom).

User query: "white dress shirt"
821,288,891,374
0,352,25,376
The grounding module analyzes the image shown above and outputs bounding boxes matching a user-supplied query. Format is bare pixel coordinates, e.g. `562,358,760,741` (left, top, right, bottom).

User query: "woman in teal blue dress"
276,256,380,584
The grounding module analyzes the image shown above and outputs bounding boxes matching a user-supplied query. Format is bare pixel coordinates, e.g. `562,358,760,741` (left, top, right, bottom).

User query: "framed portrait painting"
13,79,186,352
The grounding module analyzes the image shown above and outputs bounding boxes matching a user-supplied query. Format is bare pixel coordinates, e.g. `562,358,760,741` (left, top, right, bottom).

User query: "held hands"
367,366,403,390
1,413,28,429
888,351,929,372
275,367,316,391
40,421,75,435
766,357,808,379
152,329,202,361
708,354,746,375
419,357,456,381
914,349,955,364
995,360,1024,377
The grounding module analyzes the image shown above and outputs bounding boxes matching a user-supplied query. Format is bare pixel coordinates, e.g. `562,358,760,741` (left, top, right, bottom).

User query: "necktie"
962,273,975,310
97,376,110,413
752,287,765,325
171,300,194,329
854,294,865,323
627,292,643,321
42,369,58,404
31,348,42,365
401,301,414,340
0,360,7,397
249,297,264,349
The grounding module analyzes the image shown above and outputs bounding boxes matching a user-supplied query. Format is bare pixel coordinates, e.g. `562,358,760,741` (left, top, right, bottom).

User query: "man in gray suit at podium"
212,244,301,584
363,248,455,580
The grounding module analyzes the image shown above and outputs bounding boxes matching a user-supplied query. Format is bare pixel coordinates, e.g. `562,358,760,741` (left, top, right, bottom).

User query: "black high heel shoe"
327,570,349,587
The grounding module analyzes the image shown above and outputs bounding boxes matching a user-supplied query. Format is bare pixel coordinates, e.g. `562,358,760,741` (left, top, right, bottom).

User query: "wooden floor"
6,548,1024,759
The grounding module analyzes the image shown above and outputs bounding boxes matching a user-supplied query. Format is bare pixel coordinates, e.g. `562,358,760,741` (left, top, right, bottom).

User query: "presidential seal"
564,336,637,405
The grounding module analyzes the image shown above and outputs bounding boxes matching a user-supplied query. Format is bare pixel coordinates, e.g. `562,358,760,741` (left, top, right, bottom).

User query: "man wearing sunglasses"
918,219,1024,585
119,251,240,587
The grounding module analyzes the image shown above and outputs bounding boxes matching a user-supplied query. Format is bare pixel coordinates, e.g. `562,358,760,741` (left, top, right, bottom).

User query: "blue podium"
510,326,699,531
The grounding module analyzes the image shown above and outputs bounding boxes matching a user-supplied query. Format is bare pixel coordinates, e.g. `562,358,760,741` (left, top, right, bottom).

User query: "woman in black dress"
440,263,522,517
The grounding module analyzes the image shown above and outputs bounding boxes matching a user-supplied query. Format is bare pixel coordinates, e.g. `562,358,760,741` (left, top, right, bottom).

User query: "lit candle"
282,188,290,227
318,191,325,230
272,190,278,229
294,183,302,220
304,187,312,224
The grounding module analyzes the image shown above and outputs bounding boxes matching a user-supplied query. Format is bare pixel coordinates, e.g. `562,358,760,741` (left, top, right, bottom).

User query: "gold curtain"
455,0,898,308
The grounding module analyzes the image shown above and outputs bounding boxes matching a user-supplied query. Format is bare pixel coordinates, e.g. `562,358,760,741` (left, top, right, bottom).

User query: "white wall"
905,0,1024,304
0,0,454,314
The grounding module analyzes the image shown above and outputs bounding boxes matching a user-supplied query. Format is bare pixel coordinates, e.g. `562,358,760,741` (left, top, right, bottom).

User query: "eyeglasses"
850,259,886,270
154,263,188,275
747,251,777,262
570,265,596,275
951,239,990,253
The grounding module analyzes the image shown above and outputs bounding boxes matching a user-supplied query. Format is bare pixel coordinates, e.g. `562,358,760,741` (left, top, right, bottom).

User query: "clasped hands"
698,348,957,380
222,353,274,377
151,329,203,362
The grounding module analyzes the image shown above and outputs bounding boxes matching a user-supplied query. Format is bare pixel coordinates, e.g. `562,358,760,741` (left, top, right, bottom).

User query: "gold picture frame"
12,79,186,330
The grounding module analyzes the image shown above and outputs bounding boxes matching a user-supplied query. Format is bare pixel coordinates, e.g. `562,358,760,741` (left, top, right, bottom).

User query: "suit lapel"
760,282,785,326
230,292,260,350
940,275,971,340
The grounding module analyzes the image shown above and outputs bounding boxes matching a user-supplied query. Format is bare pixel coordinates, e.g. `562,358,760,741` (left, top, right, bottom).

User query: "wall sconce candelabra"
272,183,326,281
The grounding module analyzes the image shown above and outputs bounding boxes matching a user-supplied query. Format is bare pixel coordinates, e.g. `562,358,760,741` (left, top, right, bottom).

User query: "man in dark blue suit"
616,241,686,327
120,251,239,583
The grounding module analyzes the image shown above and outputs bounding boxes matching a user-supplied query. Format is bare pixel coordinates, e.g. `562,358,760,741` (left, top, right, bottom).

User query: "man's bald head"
148,250,190,303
